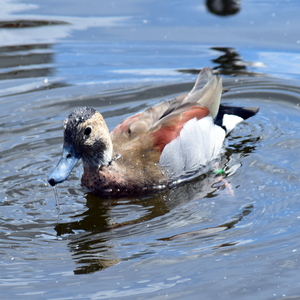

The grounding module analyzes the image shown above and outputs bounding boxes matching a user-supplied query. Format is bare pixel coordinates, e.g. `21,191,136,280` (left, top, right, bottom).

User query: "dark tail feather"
215,104,259,131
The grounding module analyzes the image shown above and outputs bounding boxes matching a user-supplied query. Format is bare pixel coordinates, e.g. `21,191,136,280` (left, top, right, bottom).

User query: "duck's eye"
84,127,91,136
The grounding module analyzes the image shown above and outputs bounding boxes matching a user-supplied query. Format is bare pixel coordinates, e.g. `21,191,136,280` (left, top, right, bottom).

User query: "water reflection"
0,43,54,80
178,47,265,77
0,16,71,91
55,174,220,274
0,19,69,28
212,47,247,72
55,174,219,234
211,47,265,75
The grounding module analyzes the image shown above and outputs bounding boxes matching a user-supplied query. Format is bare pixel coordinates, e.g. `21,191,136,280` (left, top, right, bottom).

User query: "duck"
48,67,259,198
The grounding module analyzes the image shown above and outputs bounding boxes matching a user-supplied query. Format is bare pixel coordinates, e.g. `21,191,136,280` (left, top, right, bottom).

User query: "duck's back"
109,67,258,188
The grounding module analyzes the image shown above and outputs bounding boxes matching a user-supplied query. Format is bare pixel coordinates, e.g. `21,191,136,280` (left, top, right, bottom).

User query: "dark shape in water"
206,0,241,16
0,19,70,28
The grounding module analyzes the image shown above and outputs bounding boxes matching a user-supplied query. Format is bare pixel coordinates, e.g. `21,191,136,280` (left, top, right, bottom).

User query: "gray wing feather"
183,67,222,119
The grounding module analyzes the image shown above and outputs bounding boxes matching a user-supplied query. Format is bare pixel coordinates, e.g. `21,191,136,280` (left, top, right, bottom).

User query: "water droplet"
52,186,61,213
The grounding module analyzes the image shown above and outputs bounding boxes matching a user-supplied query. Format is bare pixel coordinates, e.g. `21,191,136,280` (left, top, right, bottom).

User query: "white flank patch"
159,116,225,182
222,114,244,132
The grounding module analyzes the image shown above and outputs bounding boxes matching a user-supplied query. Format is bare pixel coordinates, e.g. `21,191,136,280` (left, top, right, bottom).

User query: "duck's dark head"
47,107,113,186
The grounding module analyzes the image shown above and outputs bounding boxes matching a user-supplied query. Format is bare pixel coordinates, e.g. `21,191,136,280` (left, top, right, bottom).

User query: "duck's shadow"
54,128,259,275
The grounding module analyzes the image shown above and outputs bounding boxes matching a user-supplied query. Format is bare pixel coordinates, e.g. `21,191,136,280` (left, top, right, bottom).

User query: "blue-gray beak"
48,144,81,186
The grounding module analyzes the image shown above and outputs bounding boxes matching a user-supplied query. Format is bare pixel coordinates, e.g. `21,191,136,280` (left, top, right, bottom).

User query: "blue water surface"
1,0,300,299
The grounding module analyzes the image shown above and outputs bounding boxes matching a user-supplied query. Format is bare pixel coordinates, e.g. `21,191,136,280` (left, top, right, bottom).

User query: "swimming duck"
48,67,258,198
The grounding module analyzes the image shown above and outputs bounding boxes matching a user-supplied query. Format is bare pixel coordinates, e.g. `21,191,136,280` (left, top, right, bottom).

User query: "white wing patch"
222,114,244,133
159,116,225,183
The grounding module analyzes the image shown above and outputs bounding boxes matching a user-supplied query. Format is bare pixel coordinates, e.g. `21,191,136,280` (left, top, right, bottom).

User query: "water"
1,0,300,299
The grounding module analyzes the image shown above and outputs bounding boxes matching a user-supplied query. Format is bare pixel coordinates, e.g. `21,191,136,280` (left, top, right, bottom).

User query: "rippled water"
1,0,300,299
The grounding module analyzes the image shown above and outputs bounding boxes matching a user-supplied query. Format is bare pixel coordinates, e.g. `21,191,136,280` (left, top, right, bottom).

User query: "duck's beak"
48,144,81,186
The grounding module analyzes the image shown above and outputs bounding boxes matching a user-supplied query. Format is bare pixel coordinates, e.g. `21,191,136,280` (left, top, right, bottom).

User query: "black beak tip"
48,178,56,187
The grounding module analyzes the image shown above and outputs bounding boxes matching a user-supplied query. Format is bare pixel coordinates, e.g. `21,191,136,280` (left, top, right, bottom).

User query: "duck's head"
47,107,112,186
